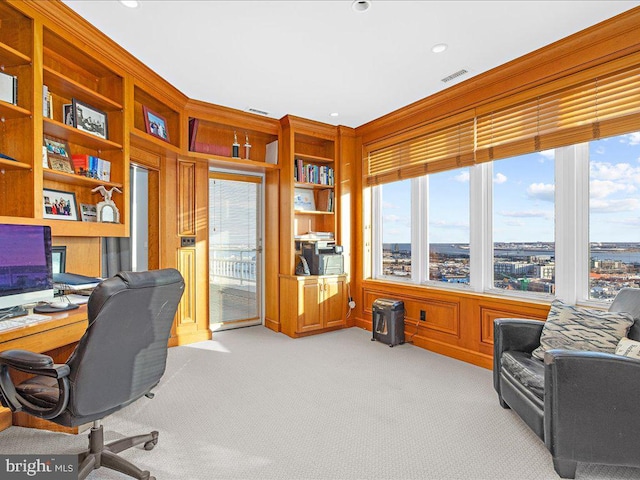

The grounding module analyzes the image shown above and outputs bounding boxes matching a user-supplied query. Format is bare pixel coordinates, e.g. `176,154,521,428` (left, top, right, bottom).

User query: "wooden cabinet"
280,274,347,337
277,115,346,337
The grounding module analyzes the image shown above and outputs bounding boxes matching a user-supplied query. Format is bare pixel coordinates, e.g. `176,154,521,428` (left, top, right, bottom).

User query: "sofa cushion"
615,337,640,359
532,300,634,361
501,351,545,400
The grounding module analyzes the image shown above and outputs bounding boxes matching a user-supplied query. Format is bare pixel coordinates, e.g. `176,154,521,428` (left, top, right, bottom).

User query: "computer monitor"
0,224,54,310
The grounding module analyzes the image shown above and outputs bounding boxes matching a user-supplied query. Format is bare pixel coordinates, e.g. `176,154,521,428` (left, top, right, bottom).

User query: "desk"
0,306,88,432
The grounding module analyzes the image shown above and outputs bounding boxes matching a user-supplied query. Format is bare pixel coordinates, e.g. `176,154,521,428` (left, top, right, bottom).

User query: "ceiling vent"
247,107,269,116
441,69,468,83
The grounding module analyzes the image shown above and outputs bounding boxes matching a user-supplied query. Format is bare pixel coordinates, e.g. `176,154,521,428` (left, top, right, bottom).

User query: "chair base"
553,457,577,479
77,423,158,480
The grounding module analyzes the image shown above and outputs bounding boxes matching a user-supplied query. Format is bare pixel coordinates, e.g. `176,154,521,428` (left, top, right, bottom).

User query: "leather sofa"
493,288,640,478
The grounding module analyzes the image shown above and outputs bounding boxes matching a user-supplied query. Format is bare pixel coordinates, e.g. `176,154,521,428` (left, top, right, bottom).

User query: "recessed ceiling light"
119,0,139,8
432,43,448,54
330,112,339,117
352,0,371,13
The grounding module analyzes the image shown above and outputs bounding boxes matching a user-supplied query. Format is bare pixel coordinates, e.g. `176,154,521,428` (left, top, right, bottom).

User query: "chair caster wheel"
144,431,159,450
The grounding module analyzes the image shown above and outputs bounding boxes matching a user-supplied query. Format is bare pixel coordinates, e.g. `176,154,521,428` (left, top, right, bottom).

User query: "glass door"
208,172,262,330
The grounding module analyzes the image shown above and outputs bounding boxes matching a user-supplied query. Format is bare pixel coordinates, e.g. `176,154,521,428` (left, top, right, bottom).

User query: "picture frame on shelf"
294,187,316,211
80,203,98,222
142,106,170,142
63,103,74,126
43,136,73,173
51,246,66,274
72,98,108,139
43,188,78,221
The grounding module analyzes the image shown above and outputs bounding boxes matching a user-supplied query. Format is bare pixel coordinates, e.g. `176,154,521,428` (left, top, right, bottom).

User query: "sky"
381,131,640,244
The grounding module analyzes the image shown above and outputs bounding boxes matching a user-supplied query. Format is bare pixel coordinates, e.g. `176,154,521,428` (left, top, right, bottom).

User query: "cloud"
382,201,400,210
590,198,640,213
383,214,402,223
454,171,470,183
526,183,555,202
590,161,640,184
429,220,469,230
590,179,635,199
493,173,507,184
620,132,640,146
503,220,525,227
498,210,551,218
537,150,554,162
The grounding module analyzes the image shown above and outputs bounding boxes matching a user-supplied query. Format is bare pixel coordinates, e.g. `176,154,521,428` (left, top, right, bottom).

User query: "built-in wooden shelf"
43,168,122,188
0,158,30,171
43,66,123,112
0,41,30,67
294,210,335,215
187,150,280,171
294,182,334,190
43,118,122,151
131,129,182,158
0,100,31,120
293,152,334,164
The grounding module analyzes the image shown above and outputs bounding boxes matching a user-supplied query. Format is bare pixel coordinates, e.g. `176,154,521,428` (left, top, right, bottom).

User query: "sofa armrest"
544,350,640,467
493,318,545,393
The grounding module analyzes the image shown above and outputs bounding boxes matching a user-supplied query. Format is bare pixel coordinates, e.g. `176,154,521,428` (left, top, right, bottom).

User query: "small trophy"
92,185,122,223
244,132,251,160
232,131,240,158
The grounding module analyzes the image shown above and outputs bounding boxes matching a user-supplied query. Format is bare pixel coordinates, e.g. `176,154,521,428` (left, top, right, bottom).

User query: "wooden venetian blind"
364,54,640,185
364,111,475,186
476,62,640,163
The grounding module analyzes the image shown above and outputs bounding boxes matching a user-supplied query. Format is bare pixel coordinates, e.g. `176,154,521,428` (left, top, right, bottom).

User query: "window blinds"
364,54,640,185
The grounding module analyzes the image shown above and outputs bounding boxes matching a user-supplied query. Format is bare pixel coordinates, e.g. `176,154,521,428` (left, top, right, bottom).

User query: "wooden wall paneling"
147,168,160,270
53,236,101,276
477,300,550,350
264,168,280,332
177,160,195,235
176,248,196,328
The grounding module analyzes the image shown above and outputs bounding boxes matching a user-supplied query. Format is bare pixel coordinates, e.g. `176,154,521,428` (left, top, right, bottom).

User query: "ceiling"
62,0,640,129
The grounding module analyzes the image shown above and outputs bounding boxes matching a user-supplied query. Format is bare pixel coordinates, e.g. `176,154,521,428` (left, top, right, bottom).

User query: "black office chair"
0,268,184,480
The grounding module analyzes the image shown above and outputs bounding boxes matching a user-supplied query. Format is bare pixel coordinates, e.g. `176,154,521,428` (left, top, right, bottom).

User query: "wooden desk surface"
0,306,89,432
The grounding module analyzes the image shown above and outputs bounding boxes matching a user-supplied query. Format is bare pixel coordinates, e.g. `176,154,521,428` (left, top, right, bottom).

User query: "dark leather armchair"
494,288,640,478
0,268,184,480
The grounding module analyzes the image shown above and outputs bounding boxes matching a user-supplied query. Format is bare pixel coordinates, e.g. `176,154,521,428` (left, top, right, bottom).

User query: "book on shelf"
0,71,17,105
71,154,111,181
316,189,334,212
188,118,199,151
265,140,278,164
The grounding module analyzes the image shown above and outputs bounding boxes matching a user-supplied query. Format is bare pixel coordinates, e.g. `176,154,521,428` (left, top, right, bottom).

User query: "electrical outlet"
420,310,426,321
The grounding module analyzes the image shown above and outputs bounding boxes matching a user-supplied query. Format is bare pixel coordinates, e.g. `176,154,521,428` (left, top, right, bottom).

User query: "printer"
301,241,344,275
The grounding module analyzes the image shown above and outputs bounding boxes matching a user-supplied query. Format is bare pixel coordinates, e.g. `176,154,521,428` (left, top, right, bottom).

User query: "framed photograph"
293,187,316,211
143,106,170,142
51,246,67,274
63,103,74,126
43,136,73,173
43,188,78,221
80,203,98,222
72,98,108,139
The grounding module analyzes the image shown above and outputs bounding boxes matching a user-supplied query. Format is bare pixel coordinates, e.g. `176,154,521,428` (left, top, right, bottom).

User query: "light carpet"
0,326,638,480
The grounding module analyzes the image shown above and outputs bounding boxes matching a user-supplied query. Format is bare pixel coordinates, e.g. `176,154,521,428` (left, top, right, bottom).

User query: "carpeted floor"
0,326,638,480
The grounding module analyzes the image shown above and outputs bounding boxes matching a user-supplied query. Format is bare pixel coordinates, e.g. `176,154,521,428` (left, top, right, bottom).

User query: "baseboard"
168,330,212,347
353,317,492,370
264,316,280,332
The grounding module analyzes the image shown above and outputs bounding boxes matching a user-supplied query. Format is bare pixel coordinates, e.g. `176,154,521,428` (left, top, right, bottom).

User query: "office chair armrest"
0,350,70,378
0,350,70,419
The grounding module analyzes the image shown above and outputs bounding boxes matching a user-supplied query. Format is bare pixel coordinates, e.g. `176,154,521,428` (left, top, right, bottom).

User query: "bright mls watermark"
0,455,76,479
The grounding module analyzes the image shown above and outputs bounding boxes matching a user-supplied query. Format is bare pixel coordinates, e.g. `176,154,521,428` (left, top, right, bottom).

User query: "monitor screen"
0,224,54,310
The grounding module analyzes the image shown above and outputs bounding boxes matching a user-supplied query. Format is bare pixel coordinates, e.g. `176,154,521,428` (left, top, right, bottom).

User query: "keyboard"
0,314,50,331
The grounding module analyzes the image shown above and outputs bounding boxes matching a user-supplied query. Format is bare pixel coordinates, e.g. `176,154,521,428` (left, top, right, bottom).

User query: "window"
428,168,470,285
378,179,413,280
589,132,640,301
492,152,555,296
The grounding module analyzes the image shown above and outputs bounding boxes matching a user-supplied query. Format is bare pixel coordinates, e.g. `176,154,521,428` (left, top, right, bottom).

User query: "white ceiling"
62,0,640,129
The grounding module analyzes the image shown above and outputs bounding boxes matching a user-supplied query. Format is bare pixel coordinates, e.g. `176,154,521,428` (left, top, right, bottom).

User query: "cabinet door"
323,277,346,328
298,279,323,333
